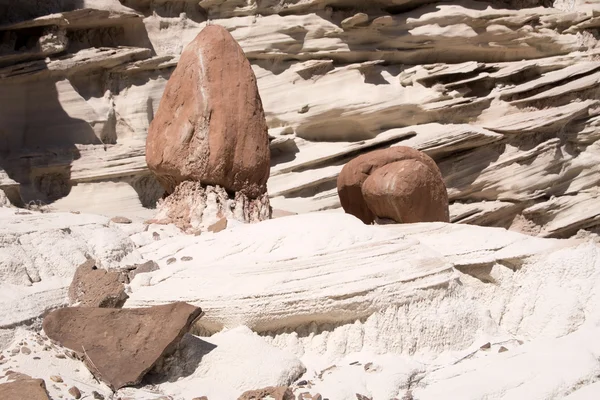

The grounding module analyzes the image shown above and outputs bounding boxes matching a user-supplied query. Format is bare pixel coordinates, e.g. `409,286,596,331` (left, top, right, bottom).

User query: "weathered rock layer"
1,0,599,237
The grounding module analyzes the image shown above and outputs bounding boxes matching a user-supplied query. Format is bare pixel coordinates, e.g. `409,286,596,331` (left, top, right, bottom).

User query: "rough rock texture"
68,259,128,308
0,207,143,348
0,4,599,235
0,378,50,400
3,209,600,398
338,146,449,224
154,182,271,233
146,25,270,199
42,302,203,390
238,386,295,400
0,189,11,208
126,260,160,281
119,210,600,399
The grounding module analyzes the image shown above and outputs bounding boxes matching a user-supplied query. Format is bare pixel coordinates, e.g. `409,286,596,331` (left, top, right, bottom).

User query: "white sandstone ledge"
1,208,600,399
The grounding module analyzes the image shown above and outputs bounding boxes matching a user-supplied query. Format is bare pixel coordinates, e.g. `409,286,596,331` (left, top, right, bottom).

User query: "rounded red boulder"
337,146,449,224
146,25,270,199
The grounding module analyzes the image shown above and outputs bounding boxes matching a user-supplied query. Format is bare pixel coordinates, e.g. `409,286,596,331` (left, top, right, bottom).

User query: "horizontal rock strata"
1,1,599,236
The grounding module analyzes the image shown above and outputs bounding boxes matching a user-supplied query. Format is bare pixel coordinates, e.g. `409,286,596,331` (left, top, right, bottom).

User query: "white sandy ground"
1,208,600,399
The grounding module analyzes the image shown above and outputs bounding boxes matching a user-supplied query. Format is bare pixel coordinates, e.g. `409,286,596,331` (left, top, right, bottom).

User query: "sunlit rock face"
1,0,599,237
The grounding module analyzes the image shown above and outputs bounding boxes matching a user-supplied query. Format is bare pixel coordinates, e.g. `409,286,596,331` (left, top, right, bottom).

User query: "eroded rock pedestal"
154,182,271,233
146,25,271,232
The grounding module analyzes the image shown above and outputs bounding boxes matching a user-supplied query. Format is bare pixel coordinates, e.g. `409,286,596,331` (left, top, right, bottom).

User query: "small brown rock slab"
127,260,160,281
238,386,295,400
92,391,104,400
207,217,228,233
0,378,51,400
68,259,128,308
68,386,82,399
42,302,203,390
110,216,132,224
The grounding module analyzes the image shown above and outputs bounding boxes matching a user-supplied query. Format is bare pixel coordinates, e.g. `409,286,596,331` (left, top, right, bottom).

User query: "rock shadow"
296,110,377,143
0,0,83,25
437,142,505,200
0,75,102,206
144,333,217,385
253,59,295,76
270,138,300,167
120,0,208,23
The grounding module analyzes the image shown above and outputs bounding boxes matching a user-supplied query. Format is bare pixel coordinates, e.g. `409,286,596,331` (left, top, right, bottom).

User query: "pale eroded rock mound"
146,24,271,230
42,302,203,390
160,326,306,399
337,146,449,224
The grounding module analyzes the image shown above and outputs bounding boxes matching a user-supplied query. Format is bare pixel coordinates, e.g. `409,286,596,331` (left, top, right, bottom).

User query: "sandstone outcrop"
338,147,449,224
208,217,228,233
42,302,203,390
0,378,50,400
3,209,600,398
68,259,128,308
0,2,599,238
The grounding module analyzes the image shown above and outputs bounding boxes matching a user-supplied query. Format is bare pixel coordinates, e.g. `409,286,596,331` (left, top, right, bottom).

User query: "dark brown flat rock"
0,379,50,400
42,302,203,390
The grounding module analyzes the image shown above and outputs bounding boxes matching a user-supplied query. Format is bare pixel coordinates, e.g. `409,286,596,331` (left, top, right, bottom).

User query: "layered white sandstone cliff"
1,0,599,236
